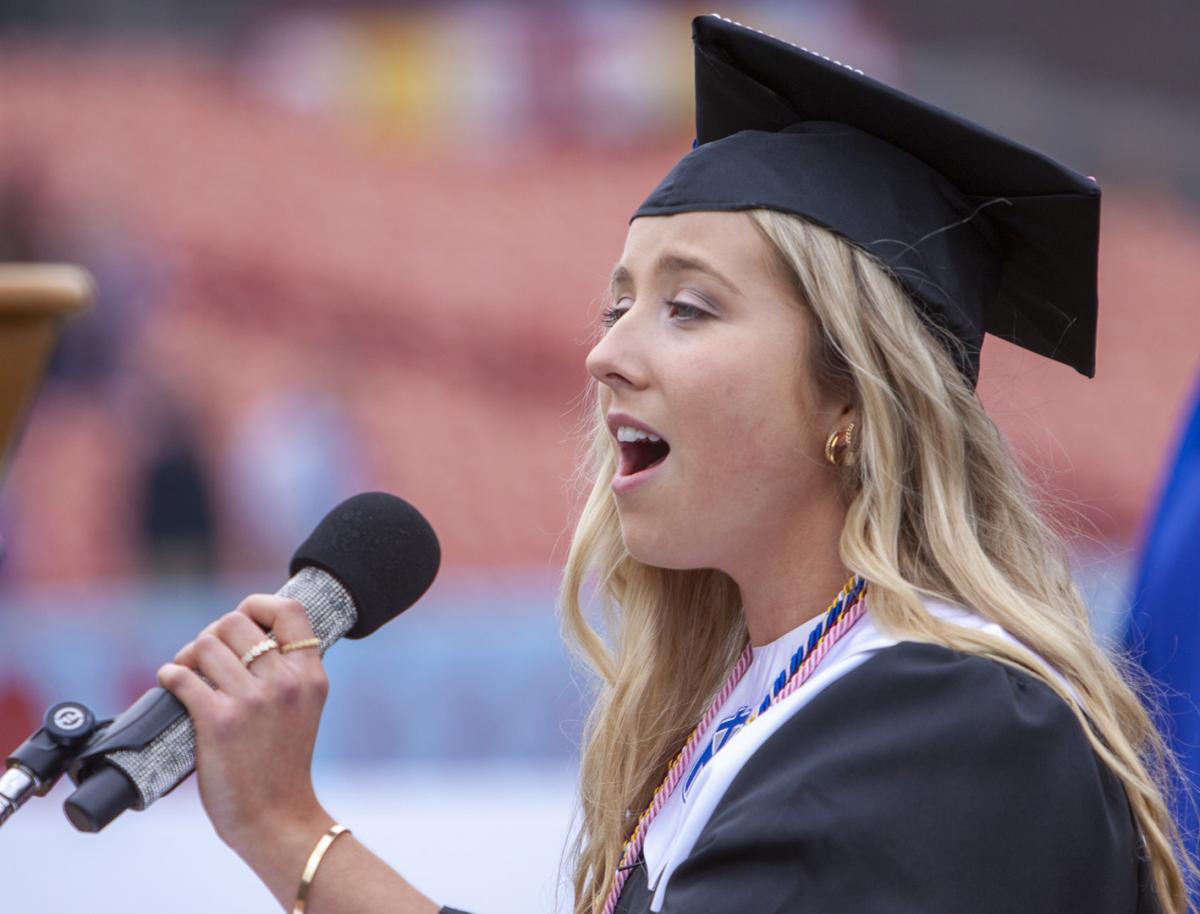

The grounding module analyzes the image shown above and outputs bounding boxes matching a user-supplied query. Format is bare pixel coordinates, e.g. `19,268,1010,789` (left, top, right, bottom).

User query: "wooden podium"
0,264,94,482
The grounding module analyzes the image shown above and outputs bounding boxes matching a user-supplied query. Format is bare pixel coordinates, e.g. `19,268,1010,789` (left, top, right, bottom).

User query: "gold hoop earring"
824,422,856,467
824,429,842,466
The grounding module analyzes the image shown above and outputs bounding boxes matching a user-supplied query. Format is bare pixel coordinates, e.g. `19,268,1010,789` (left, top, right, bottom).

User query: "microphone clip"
1,700,108,828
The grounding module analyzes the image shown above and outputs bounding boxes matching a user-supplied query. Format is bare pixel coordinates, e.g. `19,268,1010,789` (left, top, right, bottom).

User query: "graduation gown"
441,636,1158,914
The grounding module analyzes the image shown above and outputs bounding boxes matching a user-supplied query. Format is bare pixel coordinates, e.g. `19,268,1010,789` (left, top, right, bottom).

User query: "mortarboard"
633,15,1101,384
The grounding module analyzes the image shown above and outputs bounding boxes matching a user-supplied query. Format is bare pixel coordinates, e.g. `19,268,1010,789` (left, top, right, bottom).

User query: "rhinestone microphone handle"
105,567,357,810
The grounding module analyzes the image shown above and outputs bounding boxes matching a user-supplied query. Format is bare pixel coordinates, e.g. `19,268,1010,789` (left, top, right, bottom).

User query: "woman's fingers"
214,610,288,677
166,597,324,702
157,661,221,718
193,631,259,698
236,595,322,664
170,607,289,698
234,595,329,711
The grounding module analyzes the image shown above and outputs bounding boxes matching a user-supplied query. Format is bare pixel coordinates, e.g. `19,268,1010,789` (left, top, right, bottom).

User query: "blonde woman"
158,15,1191,914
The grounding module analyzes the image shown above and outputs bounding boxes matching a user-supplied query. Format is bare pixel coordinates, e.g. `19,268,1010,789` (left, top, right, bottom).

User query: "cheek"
692,410,807,501
681,354,815,484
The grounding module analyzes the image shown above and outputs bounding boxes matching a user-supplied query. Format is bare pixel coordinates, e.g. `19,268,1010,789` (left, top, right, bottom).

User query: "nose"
586,307,647,392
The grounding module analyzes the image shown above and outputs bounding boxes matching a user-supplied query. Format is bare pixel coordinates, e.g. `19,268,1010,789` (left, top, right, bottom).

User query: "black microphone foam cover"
288,492,440,639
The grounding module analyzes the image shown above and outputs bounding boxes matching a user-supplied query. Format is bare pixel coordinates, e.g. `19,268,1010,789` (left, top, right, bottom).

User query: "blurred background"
0,1,1197,911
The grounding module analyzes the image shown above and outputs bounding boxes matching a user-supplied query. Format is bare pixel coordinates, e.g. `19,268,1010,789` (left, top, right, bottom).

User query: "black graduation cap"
633,15,1101,383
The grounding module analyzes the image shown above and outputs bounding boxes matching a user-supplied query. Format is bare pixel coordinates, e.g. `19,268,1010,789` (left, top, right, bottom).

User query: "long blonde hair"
560,208,1193,914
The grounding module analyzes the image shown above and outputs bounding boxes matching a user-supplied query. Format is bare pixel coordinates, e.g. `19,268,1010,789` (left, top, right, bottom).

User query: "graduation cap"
633,15,1101,383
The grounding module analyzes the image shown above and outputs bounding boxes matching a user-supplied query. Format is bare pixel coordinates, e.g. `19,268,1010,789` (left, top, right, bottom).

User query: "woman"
157,15,1192,914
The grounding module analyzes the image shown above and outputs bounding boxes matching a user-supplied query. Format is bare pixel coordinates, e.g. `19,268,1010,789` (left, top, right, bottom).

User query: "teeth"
617,425,662,443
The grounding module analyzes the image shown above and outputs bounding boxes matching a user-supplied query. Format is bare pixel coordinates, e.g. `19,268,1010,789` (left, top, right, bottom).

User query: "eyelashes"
600,306,624,328
600,301,709,328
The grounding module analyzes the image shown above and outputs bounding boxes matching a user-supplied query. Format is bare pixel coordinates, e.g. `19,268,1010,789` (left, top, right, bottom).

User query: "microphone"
60,491,440,833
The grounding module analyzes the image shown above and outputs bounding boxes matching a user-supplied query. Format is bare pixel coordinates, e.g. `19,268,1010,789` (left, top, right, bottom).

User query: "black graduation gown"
442,641,1159,914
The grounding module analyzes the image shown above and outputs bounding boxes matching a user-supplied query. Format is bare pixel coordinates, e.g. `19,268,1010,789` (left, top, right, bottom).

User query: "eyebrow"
609,253,740,296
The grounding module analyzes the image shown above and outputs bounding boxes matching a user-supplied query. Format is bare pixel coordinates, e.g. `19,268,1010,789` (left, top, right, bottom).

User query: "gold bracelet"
293,824,351,914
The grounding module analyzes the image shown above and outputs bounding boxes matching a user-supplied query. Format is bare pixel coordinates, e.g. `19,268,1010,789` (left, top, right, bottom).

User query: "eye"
600,304,628,328
667,300,708,321
600,298,710,327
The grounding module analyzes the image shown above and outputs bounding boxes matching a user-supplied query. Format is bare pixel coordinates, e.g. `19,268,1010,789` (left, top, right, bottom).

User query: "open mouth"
618,436,671,477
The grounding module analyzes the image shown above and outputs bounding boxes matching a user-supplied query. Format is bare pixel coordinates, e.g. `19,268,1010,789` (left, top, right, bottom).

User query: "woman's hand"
156,595,331,856
157,599,439,914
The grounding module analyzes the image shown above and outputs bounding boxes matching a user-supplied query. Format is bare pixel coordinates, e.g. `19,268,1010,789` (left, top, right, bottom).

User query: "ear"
834,397,858,433
828,399,860,468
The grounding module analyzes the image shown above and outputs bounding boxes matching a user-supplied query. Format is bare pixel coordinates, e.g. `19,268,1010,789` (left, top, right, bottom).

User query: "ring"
281,637,321,655
240,636,279,667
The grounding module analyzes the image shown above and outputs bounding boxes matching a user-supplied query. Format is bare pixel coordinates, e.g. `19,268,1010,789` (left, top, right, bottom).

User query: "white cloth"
644,597,1071,912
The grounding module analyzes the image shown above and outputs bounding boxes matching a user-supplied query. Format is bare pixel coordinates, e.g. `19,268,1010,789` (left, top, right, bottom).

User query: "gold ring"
240,636,279,667
281,637,321,655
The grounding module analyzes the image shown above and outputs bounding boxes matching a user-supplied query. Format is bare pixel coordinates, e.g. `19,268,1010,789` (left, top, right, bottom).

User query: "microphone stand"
0,700,111,828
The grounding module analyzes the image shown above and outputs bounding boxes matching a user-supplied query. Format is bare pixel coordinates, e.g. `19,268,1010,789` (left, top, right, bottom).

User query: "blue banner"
1125,377,1200,864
